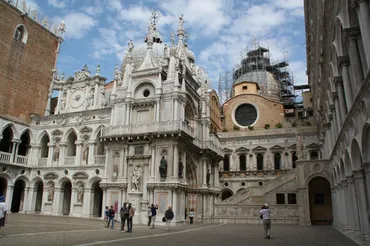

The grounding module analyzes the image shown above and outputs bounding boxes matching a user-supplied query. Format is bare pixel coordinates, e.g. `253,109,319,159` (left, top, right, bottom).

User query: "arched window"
310,151,319,160
0,126,14,153
292,152,298,169
274,153,281,170
95,131,105,155
40,134,49,158
239,154,246,171
257,153,263,171
18,131,31,156
66,132,77,156
13,24,28,44
223,155,230,171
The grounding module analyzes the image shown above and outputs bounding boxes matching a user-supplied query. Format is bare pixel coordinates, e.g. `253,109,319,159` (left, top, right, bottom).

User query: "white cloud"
47,0,66,9
54,13,96,39
92,28,125,60
289,60,308,85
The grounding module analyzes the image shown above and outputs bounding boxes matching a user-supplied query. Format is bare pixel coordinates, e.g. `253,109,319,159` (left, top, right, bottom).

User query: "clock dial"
70,89,85,108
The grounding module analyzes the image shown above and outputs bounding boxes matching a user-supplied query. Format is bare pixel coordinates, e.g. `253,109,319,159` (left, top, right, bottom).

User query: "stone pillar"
340,61,354,111
54,187,62,215
125,104,130,125
183,152,187,181
202,159,207,188
94,83,99,107
47,143,54,167
173,189,178,220
70,187,76,216
333,97,342,130
103,146,110,182
83,188,91,217
88,141,95,165
22,187,32,213
75,141,83,166
347,176,360,232
214,163,220,187
356,0,370,68
123,146,128,182
347,32,364,92
156,99,160,122
150,146,155,181
118,148,124,180
334,78,347,123
341,181,352,231
11,140,20,163
331,111,339,141
353,169,370,235
66,86,71,110
59,143,66,166
331,188,338,227
173,144,179,180
142,164,148,202
173,98,179,121
297,187,311,226
56,89,62,114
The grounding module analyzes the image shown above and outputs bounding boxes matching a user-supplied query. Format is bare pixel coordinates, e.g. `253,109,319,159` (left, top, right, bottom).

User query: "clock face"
70,89,85,108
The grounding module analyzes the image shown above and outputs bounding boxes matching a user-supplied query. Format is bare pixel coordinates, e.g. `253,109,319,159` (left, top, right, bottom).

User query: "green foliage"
275,122,283,128
291,121,297,127
264,124,270,129
248,125,254,130
233,125,240,131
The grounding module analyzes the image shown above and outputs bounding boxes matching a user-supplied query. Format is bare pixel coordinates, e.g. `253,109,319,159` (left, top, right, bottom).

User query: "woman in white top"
259,203,271,239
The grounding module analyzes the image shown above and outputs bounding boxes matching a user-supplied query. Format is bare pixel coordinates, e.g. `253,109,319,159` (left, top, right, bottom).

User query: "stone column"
86,141,95,166
70,187,76,216
125,104,130,125
94,83,99,107
22,187,32,213
333,96,342,130
5,185,13,212
150,146,155,181
59,143,66,166
347,176,360,232
54,187,62,215
331,188,338,227
340,60,354,111
75,141,83,166
156,99,160,122
83,188,91,217
356,0,370,68
103,147,110,182
183,152,187,181
123,146,128,182
353,169,370,235
142,164,148,202
56,89,62,114
202,159,207,188
347,31,364,91
11,140,20,163
172,189,178,220
173,98,179,121
173,144,179,180
341,181,351,231
47,143,54,167
334,78,347,123
118,148,124,180
214,163,220,187
66,86,71,110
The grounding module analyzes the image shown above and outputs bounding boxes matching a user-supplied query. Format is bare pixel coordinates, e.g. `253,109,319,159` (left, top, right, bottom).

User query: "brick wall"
0,1,59,124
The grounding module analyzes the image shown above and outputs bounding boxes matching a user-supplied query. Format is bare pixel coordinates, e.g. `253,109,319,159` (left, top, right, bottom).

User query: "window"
134,146,144,155
224,155,230,171
314,193,325,205
257,154,264,171
242,86,248,90
310,151,318,160
143,89,150,97
234,104,257,126
292,152,297,168
274,153,281,170
288,193,297,204
13,24,28,44
239,154,246,171
276,193,285,204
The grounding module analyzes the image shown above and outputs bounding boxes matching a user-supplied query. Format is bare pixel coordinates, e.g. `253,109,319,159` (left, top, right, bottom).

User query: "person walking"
127,203,135,233
150,204,158,229
120,203,129,232
107,205,115,229
147,206,152,226
0,196,7,238
164,206,174,231
260,203,271,239
189,208,195,224
104,206,109,227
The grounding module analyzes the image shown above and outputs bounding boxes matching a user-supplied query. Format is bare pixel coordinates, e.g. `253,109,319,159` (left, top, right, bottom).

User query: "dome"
121,42,167,71
186,49,196,62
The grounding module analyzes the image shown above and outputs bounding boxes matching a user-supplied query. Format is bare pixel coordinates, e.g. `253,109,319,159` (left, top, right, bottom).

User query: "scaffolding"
218,40,296,109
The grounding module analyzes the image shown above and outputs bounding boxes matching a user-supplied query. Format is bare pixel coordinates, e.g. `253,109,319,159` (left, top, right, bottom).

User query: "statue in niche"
60,91,67,110
53,143,60,163
159,156,167,180
206,169,211,186
77,184,84,203
178,158,184,178
100,88,108,108
47,182,54,202
87,88,94,107
82,143,89,165
112,152,119,178
131,165,142,191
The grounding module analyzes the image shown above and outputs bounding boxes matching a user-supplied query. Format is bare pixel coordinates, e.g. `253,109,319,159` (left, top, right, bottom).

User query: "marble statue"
87,89,94,107
170,32,175,47
131,165,142,191
179,158,184,178
206,169,211,186
21,0,27,13
113,152,119,178
179,14,184,29
82,143,89,165
96,64,101,75
100,88,108,107
48,182,54,202
60,91,67,110
77,184,84,203
53,143,60,163
159,156,167,179
128,40,134,53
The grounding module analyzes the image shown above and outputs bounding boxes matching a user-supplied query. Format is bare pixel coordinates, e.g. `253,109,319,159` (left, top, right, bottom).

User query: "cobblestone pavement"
0,214,358,246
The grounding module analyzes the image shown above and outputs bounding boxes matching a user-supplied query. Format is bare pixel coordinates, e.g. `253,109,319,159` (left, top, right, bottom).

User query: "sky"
20,0,307,90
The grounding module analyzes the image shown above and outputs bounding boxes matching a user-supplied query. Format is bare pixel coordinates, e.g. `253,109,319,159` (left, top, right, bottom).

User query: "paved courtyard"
0,214,357,246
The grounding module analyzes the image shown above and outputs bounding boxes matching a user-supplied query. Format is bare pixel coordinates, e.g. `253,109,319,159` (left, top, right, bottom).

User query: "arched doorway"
35,181,43,212
221,189,233,201
11,179,25,212
0,126,13,153
62,181,72,215
308,177,333,225
0,177,7,196
92,181,103,217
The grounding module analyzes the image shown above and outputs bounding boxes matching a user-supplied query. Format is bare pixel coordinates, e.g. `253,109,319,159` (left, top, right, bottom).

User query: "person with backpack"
188,208,195,224
164,206,174,231
120,202,129,232
107,205,115,229
260,203,271,239
150,204,158,229
127,203,135,233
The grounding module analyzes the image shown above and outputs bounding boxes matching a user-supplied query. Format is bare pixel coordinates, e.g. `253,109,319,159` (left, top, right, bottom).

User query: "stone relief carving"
77,184,84,203
131,164,142,191
53,142,60,164
82,143,89,165
47,182,55,202
178,158,184,178
87,88,94,107
100,88,108,108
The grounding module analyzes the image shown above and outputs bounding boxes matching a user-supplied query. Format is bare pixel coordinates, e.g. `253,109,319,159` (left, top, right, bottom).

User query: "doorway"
35,181,43,212
11,179,25,212
308,177,333,225
62,181,72,215
92,181,103,217
0,177,7,196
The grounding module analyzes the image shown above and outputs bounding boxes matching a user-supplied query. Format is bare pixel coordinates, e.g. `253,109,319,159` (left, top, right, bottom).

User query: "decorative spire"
58,19,66,38
114,64,119,79
32,9,37,20
127,40,134,54
170,32,175,47
178,14,184,31
96,65,101,76
21,0,26,13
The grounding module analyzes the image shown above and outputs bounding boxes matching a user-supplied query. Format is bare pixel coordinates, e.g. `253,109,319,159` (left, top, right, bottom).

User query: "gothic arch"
362,122,370,163
37,130,51,143
62,128,79,142
86,176,102,190
14,175,30,187
92,125,106,141
0,123,17,138
351,138,362,170
57,177,73,188
333,17,346,57
13,24,28,44
0,173,13,186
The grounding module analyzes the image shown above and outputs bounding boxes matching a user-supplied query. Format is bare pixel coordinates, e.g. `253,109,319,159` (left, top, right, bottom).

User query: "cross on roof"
149,11,161,25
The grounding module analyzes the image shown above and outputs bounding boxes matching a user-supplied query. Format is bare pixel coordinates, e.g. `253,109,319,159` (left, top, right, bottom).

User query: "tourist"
104,206,109,227
164,206,174,231
189,208,195,224
260,203,271,239
127,203,135,233
107,205,115,229
0,196,7,238
147,205,152,226
120,202,129,232
150,204,158,229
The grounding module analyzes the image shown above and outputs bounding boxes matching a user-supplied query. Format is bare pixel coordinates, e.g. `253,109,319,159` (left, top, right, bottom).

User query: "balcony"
94,155,105,165
15,155,28,165
0,151,11,164
0,151,30,166
65,156,75,165
102,120,196,139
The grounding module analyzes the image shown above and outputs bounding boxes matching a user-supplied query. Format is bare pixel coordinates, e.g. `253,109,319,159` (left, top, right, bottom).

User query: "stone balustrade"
0,151,11,164
94,155,105,165
218,126,317,138
64,156,75,165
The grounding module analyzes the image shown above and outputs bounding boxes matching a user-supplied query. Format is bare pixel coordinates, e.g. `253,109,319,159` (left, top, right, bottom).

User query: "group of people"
104,203,135,233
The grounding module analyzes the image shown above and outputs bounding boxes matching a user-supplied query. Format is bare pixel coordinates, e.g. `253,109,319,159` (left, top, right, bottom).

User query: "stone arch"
62,127,79,142
308,176,333,224
57,176,73,188
351,138,362,170
221,188,234,201
305,173,333,190
13,24,28,44
339,159,346,181
186,155,198,187
30,176,43,188
14,175,30,187
0,123,17,138
185,94,198,121
92,125,106,141
18,130,31,157
0,125,14,153
133,81,156,99
0,173,13,186
333,17,346,57
86,176,102,190
362,122,370,163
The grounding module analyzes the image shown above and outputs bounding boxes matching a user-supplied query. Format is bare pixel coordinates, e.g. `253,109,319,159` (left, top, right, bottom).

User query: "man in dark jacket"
150,204,158,229
164,206,174,231
107,206,115,229
120,202,129,232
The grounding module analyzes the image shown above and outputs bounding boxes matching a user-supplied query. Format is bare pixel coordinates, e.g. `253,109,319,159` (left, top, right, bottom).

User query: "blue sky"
21,0,307,89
